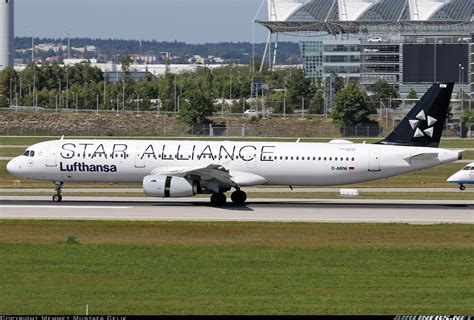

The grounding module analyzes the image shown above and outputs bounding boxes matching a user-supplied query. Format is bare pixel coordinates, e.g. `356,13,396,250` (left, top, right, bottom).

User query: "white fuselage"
7,139,461,187
447,162,474,185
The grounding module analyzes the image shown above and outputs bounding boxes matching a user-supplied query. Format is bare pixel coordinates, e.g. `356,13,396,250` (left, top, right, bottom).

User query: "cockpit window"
463,166,471,170
30,151,35,157
23,150,30,156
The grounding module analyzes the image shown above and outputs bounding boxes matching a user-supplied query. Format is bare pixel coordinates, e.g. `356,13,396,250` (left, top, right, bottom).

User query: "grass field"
0,220,472,315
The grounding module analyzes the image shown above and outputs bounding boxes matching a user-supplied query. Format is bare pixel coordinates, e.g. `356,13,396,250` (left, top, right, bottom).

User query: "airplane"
447,162,474,190
7,82,462,206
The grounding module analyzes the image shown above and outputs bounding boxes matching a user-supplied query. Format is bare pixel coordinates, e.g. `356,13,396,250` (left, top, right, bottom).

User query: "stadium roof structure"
259,0,473,34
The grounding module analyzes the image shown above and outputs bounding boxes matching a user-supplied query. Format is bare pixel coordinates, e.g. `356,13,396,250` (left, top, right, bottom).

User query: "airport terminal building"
258,0,473,99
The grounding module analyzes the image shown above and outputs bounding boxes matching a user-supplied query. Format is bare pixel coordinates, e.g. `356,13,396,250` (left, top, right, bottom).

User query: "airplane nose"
447,172,460,183
6,157,19,176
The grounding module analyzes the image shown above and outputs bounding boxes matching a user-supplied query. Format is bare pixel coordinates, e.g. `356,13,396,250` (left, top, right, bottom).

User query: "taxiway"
1,196,472,224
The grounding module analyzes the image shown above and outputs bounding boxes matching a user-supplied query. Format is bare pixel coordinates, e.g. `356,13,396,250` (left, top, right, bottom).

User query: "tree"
371,79,399,109
0,67,19,105
406,88,418,100
177,87,214,126
308,90,324,114
285,69,312,108
332,84,371,127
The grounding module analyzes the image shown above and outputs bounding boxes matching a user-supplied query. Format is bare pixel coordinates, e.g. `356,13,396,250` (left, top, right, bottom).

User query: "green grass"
0,221,472,315
0,147,25,157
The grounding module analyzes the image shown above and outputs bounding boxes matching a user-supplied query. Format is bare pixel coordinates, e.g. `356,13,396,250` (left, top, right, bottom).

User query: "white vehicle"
447,162,474,190
368,36,383,43
363,48,379,53
244,109,261,117
457,37,471,43
7,83,461,206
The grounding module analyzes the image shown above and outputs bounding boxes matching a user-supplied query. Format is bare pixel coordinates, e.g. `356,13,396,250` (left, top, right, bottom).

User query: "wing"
151,164,239,188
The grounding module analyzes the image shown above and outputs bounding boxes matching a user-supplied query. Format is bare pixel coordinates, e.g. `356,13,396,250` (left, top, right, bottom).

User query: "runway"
1,187,473,193
1,196,473,224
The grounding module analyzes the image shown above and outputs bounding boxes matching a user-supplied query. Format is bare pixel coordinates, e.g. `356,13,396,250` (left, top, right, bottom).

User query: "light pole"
458,64,463,108
28,30,35,62
9,77,12,107
461,66,465,110
65,66,69,109
64,30,71,59
28,30,36,108
174,73,177,114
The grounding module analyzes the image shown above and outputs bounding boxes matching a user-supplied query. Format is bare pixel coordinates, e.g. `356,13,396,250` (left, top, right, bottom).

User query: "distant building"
35,43,67,53
188,55,206,64
258,0,472,98
129,53,158,64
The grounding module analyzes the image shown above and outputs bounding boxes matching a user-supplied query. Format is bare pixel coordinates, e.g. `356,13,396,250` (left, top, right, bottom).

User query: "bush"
66,233,80,245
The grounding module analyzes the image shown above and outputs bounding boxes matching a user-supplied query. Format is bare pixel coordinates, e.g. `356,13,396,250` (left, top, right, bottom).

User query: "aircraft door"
134,145,146,168
45,142,58,167
369,149,381,172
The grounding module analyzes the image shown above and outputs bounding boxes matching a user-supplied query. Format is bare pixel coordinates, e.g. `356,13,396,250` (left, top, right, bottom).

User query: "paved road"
1,196,472,225
1,187,473,193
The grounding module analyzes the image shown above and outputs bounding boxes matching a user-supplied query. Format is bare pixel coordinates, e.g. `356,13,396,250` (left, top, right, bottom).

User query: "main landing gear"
459,184,466,191
231,189,247,205
52,182,63,202
210,189,247,206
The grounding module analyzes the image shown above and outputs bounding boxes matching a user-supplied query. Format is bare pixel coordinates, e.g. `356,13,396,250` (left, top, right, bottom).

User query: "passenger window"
335,157,338,161
324,157,326,161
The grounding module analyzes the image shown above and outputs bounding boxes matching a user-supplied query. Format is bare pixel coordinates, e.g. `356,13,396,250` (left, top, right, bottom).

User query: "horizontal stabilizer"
403,153,439,162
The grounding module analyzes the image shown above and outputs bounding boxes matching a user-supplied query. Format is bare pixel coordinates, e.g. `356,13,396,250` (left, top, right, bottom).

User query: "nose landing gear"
52,182,63,202
459,184,466,191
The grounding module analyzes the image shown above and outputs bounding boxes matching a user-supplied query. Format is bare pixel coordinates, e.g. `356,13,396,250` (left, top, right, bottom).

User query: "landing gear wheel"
52,181,63,203
210,193,227,206
459,184,466,191
52,194,62,203
231,190,247,205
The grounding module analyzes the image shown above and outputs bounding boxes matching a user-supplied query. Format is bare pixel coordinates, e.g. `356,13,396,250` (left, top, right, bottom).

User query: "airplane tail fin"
376,82,454,148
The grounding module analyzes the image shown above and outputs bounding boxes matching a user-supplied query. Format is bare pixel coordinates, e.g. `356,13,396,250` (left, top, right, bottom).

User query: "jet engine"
143,175,200,198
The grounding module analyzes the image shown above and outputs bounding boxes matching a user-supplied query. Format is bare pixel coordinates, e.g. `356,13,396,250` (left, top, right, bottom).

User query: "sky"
15,0,271,43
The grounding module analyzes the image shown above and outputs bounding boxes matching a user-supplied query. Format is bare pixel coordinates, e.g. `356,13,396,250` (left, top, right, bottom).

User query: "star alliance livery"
7,82,462,206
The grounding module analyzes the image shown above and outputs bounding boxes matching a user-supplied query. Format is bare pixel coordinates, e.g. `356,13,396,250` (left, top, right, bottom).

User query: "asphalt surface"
1,196,472,224
1,187,473,193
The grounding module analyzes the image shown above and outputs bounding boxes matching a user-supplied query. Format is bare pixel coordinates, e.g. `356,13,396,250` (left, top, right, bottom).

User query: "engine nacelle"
143,175,199,198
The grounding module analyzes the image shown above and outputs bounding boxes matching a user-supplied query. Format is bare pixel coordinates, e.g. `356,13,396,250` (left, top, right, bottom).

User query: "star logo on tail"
409,110,437,138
